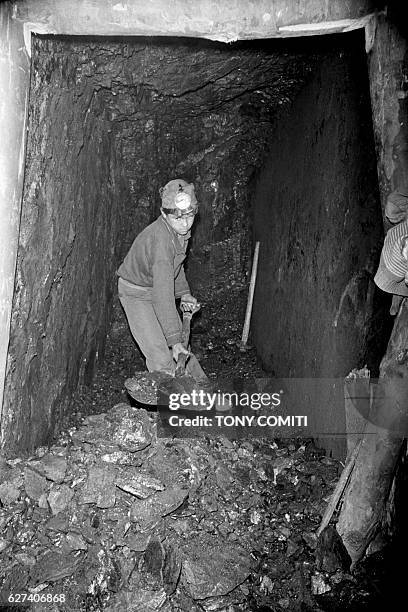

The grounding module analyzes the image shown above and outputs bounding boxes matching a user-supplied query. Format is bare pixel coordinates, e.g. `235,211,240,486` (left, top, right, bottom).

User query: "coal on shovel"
125,304,213,409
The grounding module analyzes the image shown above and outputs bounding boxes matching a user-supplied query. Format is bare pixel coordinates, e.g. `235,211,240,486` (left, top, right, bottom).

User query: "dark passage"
3,31,391,454
0,30,400,612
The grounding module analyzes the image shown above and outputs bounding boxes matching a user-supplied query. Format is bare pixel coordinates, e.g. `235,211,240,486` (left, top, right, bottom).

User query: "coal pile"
0,395,384,612
0,274,396,611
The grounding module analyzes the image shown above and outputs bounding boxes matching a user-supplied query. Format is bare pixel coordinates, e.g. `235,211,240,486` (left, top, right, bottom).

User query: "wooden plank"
336,299,408,565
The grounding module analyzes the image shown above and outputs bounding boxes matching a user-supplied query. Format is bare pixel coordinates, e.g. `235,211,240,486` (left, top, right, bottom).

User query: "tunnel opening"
2,29,392,456
1,19,407,611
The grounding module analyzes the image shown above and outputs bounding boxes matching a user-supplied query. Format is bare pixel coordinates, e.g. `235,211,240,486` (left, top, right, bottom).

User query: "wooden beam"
13,0,377,42
336,299,408,565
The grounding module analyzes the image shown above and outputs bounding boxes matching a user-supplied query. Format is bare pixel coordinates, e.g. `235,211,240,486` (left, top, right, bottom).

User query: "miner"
117,178,206,379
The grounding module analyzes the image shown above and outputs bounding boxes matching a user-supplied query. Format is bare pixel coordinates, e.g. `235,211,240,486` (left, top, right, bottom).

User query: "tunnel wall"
1,39,120,453
0,4,30,443
251,38,386,453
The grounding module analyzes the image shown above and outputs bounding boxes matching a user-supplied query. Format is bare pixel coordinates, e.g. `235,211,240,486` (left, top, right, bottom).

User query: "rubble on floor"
0,399,388,611
0,277,399,611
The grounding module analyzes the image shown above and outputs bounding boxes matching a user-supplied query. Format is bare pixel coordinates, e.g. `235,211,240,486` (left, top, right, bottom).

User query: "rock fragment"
29,454,67,483
46,514,69,532
0,538,9,553
107,404,154,452
101,450,138,465
130,486,189,529
180,535,252,600
30,551,81,584
61,531,88,553
124,531,151,552
142,535,165,589
315,526,351,573
24,466,48,501
162,541,182,596
48,484,74,515
0,467,23,505
0,564,30,599
311,572,331,595
78,465,116,508
105,588,168,612
115,468,164,498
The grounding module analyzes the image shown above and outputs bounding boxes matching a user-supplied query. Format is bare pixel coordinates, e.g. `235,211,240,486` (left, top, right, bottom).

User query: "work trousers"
118,277,206,378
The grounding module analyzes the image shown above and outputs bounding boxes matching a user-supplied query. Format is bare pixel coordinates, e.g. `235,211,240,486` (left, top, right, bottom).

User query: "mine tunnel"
1,6,408,610
2,30,391,453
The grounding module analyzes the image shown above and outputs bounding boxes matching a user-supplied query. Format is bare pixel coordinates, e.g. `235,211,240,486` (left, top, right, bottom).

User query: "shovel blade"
125,370,213,410
125,371,173,405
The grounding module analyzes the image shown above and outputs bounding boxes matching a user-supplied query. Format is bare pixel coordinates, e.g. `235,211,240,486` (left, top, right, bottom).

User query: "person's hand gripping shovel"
173,300,201,377
125,300,212,408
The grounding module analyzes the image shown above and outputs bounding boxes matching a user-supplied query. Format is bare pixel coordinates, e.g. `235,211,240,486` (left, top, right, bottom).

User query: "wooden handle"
175,352,188,377
175,311,192,377
181,312,192,348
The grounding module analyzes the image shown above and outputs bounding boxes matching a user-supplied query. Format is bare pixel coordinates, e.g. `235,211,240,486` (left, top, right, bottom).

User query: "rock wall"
251,32,390,453
2,38,120,453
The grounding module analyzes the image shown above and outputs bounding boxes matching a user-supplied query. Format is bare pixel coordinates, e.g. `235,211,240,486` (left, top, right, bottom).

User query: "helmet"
160,179,198,217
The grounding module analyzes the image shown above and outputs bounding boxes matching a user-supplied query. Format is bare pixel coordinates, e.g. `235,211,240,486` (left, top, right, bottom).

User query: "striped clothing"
374,220,408,297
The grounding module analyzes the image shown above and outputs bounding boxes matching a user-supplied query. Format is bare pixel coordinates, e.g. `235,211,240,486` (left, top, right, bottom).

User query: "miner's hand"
180,294,200,312
172,342,190,362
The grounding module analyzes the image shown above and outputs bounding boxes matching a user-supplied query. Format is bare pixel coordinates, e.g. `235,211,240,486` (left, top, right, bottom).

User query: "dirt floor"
0,271,404,611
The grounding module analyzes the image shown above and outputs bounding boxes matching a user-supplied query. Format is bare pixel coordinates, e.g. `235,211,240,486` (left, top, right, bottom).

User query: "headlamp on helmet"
160,179,198,218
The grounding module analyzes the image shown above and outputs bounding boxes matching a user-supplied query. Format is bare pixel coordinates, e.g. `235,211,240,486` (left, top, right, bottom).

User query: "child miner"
117,178,207,380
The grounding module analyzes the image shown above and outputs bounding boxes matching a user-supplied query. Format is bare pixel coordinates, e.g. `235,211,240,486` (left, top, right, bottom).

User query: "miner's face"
163,211,196,235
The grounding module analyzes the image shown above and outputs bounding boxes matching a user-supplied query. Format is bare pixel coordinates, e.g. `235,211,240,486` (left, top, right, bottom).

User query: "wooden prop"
335,298,408,565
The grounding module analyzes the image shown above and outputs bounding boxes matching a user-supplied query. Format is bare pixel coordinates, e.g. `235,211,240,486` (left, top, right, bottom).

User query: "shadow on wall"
251,31,390,381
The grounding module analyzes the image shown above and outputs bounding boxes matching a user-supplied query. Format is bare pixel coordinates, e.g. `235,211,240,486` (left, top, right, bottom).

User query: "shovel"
125,303,212,406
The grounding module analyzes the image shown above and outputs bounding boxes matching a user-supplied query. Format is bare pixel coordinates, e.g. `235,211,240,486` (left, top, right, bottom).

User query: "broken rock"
0,456,12,481
0,564,30,599
61,531,88,553
124,531,151,552
115,468,164,498
130,486,189,529
15,552,36,566
29,454,67,483
315,526,351,573
48,484,74,515
311,572,331,595
105,587,168,612
30,551,81,584
24,466,48,501
0,538,9,553
101,449,139,465
162,540,182,596
142,535,165,589
181,535,252,600
0,468,23,505
106,404,154,452
46,515,69,532
79,465,116,508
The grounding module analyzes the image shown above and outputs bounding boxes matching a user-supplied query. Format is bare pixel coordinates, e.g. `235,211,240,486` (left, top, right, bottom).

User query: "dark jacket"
117,216,190,346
